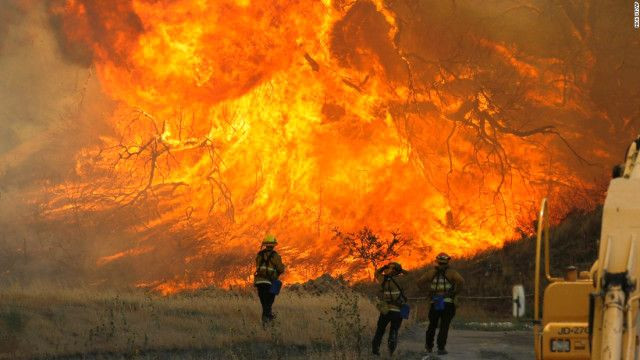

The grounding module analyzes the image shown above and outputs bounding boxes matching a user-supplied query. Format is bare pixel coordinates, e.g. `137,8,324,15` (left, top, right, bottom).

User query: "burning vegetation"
0,0,638,292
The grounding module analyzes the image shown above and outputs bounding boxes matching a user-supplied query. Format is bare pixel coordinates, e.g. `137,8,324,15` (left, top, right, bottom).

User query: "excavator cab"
534,198,592,359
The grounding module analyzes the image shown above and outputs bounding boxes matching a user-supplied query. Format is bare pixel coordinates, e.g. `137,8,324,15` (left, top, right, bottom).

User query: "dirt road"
389,325,535,360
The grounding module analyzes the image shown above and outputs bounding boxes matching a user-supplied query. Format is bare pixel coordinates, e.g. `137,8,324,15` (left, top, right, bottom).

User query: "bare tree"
332,227,412,277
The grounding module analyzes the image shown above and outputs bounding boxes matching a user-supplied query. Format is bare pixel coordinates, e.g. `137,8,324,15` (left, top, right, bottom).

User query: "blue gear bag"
400,304,411,319
433,295,445,311
270,279,282,295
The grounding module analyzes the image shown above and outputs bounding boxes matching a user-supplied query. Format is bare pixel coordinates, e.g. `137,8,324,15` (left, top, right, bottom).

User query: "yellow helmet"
262,234,277,246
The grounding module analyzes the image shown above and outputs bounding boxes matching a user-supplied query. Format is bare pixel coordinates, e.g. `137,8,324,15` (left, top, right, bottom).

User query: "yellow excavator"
534,138,640,359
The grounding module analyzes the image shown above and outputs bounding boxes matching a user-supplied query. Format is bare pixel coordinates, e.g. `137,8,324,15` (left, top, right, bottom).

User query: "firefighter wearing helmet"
254,234,286,324
417,252,465,355
372,261,409,356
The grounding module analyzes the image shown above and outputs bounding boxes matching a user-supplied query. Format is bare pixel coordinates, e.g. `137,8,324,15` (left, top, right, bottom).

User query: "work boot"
437,349,448,355
425,347,433,353
388,339,397,355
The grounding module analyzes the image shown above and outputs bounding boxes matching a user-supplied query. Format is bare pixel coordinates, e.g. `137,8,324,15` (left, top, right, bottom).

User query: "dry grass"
0,285,394,359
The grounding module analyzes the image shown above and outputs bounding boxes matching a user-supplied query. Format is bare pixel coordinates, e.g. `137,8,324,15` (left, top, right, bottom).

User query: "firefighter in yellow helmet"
417,252,464,355
254,234,285,324
372,261,408,356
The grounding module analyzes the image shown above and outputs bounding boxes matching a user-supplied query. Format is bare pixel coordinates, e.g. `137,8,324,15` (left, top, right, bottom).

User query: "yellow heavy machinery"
534,138,640,359
533,197,592,359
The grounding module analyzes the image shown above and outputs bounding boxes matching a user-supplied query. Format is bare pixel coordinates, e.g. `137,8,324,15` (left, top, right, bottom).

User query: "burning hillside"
0,0,638,292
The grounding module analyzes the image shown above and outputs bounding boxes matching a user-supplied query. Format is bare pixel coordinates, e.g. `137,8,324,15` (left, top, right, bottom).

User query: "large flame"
43,0,605,292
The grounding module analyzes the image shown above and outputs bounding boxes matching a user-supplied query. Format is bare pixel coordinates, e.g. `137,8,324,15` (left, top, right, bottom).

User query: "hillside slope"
354,206,603,317
450,206,602,300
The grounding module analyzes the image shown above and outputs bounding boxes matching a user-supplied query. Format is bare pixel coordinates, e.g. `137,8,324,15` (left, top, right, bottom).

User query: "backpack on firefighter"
254,249,282,294
376,263,411,319
431,266,454,310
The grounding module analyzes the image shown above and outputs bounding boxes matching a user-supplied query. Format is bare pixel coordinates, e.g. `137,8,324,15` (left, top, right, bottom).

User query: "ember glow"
3,0,636,292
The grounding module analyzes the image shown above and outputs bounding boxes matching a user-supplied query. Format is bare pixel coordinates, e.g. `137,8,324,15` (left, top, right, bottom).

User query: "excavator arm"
590,137,640,360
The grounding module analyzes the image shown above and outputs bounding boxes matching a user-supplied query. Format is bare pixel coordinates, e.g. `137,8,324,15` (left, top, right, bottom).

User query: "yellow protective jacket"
375,269,407,312
417,265,464,303
254,249,285,285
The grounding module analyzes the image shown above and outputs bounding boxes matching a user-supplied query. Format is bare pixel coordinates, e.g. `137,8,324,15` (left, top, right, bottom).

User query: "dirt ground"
388,325,535,360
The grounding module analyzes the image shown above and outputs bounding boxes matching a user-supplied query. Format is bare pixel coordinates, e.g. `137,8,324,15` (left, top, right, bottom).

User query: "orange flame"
45,0,602,292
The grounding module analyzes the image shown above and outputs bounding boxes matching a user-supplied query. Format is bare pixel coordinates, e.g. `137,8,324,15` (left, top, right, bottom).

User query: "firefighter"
418,252,464,355
254,234,285,324
372,262,408,356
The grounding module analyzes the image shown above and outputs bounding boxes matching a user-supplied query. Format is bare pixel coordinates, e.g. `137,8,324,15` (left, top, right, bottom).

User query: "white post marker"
513,284,526,318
